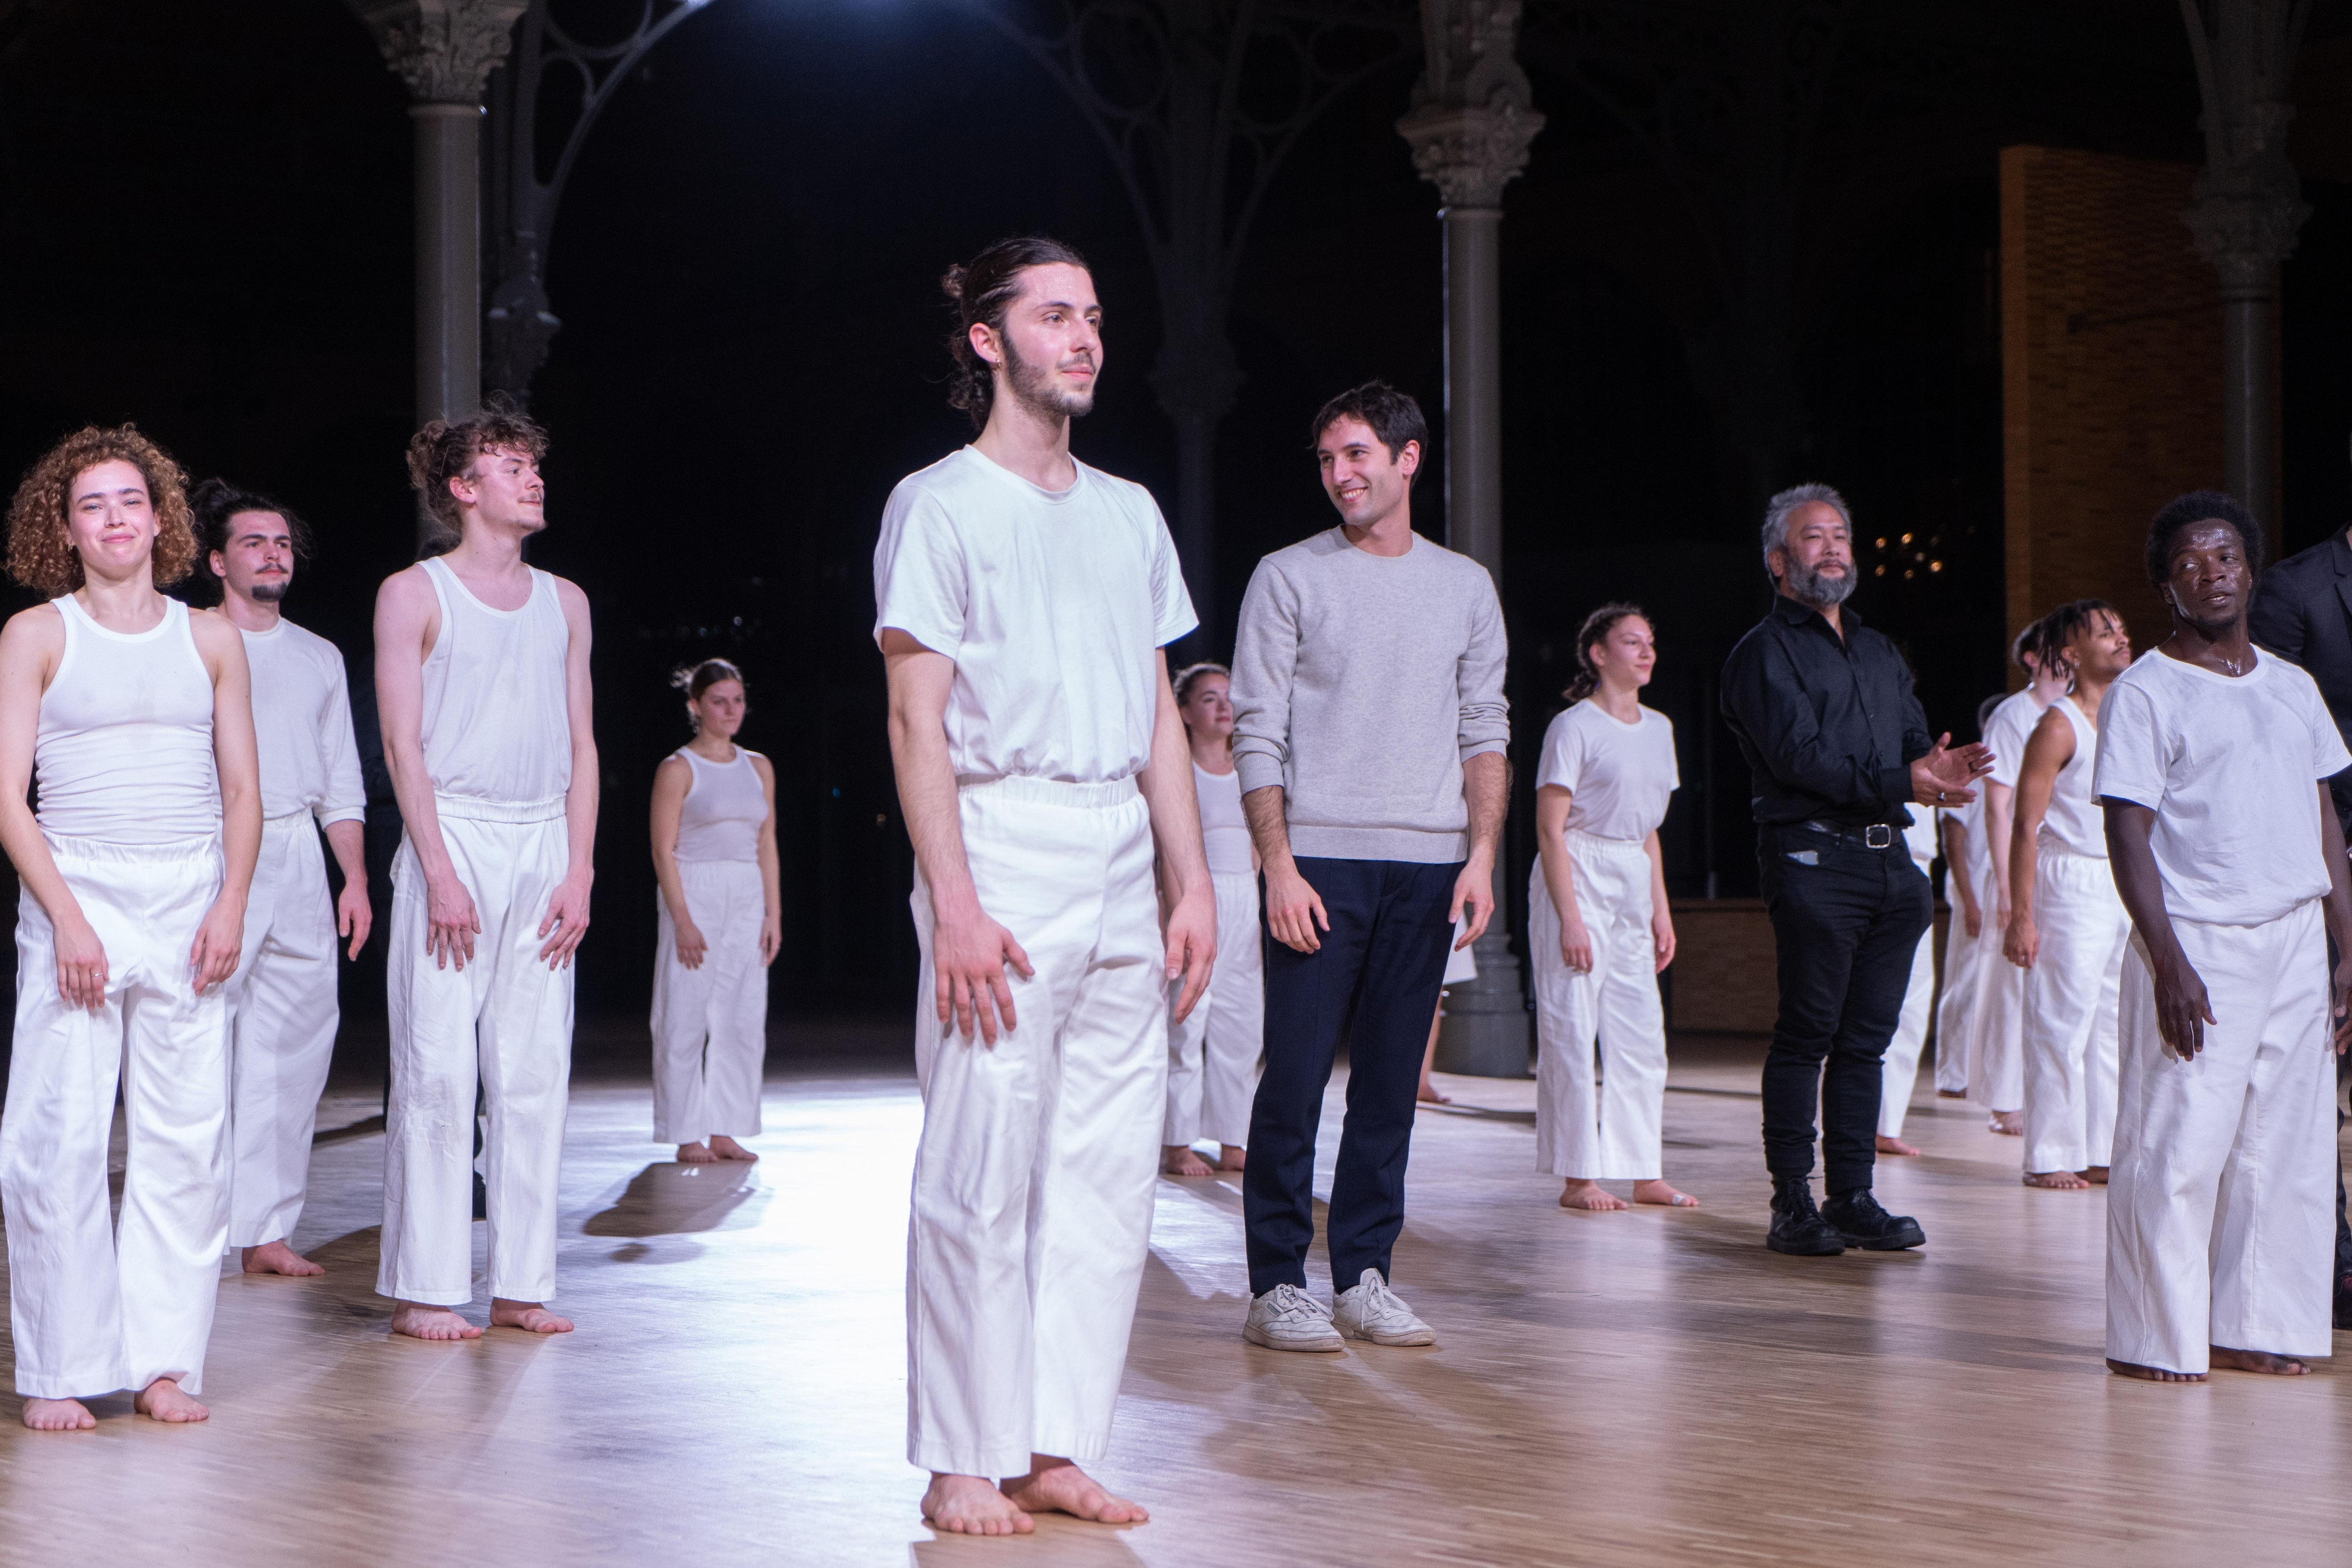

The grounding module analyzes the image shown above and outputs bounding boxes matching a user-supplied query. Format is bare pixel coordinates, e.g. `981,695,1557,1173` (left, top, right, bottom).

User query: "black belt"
1776,819,1895,849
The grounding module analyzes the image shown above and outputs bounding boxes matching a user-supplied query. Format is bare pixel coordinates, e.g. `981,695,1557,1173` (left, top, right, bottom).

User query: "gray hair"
1761,483,1853,570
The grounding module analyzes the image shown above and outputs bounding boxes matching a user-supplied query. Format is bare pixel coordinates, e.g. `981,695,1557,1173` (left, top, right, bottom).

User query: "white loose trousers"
1530,832,1666,1180
1971,886,2027,1113
651,859,768,1146
2106,900,2336,1376
0,835,227,1398
227,815,341,1249
1933,868,1988,1094
380,813,574,1307
906,776,1165,1479
2021,851,2128,1174
1877,922,1939,1137
1163,868,1262,1149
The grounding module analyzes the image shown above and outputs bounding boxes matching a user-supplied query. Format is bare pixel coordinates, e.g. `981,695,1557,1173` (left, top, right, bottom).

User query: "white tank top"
1194,762,1253,876
2039,695,2106,859
417,556,572,821
673,747,766,862
36,595,219,843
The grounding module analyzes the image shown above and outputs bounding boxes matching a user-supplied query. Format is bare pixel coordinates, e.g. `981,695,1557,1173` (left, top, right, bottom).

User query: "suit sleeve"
2248,562,2306,665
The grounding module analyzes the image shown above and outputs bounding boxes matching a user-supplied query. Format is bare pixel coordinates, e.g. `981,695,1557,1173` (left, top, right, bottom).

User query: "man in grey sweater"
1229,380,1509,1353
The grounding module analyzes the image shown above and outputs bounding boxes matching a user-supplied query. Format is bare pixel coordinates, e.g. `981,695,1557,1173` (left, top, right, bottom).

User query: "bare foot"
490,1298,573,1334
391,1302,482,1341
2212,1346,2310,1376
241,1240,325,1277
2108,1357,2205,1382
1002,1457,1148,1525
677,1141,718,1164
20,1397,95,1431
2083,1166,2110,1185
922,1473,1033,1536
1876,1134,1922,1157
1161,1144,1215,1177
707,1135,759,1162
1989,1110,2024,1136
133,1378,208,1423
1559,1179,1629,1212
2025,1170,2091,1189
1631,1179,1698,1207
1217,1144,1247,1172
1416,1081,1452,1105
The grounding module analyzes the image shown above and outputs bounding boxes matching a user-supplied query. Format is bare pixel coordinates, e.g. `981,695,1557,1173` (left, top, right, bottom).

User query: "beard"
1001,332,1096,420
1783,555,1855,609
249,579,289,604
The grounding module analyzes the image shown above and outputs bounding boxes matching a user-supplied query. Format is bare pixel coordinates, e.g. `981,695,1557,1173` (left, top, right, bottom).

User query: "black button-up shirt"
1719,595,1930,829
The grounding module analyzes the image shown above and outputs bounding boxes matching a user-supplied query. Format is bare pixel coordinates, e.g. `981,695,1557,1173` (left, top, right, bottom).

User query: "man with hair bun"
192,478,371,1278
1720,482,1989,1256
875,235,1214,1535
2099,490,2352,1382
373,399,597,1341
0,426,262,1428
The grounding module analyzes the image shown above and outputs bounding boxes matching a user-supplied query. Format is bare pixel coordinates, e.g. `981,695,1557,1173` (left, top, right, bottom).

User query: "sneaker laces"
1262,1283,1326,1323
1353,1274,1415,1323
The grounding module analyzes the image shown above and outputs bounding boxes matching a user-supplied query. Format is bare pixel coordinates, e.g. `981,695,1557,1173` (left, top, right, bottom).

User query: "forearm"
1645,832,1669,914
651,844,692,923
218,781,262,900
323,819,367,890
0,799,83,929
1984,788,2016,901
1242,784,1297,876
1462,751,1508,866
1536,830,1579,926
2007,814,2041,925
384,742,458,883
1138,693,1210,904
2105,808,2182,968
757,830,781,918
888,707,978,915
563,739,599,884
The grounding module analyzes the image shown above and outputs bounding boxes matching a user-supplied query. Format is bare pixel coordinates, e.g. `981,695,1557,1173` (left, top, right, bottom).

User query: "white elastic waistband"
436,792,566,825
1566,827,1648,852
955,775,1139,810
43,831,221,865
264,810,313,830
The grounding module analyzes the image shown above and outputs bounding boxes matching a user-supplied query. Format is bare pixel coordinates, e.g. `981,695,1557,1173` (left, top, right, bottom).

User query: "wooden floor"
2,1041,2350,1566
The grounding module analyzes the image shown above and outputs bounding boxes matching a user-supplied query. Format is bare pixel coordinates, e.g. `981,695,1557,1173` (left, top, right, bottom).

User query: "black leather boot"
1822,1188,1926,1251
1766,1178,1846,1256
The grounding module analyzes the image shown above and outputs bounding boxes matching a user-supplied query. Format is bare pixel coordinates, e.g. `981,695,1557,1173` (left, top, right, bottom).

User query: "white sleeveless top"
36,595,219,843
2039,695,2106,859
1194,762,1253,876
673,747,766,863
417,556,571,822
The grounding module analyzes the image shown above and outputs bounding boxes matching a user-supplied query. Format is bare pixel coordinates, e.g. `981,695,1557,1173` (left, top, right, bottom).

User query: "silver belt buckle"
1864,824,1892,849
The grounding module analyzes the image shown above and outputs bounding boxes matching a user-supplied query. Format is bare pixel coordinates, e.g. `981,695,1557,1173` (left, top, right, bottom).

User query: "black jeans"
1757,824,1932,1194
1242,856,1460,1297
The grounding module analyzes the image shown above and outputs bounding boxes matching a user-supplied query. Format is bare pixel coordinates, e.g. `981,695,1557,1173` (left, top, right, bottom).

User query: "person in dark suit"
2249,520,2352,1326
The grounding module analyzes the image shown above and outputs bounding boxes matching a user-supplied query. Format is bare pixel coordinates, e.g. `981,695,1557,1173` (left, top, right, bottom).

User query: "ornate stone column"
1399,0,1542,1078
2178,0,2311,534
351,1,528,427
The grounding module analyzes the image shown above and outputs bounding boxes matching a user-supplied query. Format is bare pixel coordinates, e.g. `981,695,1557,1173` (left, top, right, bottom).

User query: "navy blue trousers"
1243,856,1461,1296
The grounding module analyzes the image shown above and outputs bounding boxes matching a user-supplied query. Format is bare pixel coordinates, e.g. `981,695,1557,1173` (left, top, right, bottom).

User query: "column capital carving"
2185,150,2308,292
2179,0,2310,289
1397,0,1543,210
350,0,528,105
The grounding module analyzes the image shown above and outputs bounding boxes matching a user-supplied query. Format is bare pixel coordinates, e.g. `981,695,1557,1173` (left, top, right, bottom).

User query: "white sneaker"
1242,1283,1345,1353
1332,1268,1437,1346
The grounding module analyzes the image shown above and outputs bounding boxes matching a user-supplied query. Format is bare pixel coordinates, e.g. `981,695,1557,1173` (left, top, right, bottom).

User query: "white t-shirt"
1902,808,1938,867
1984,687,2055,789
2092,648,2352,927
873,447,1196,784
1942,792,1985,888
1194,762,1252,876
241,618,365,828
1534,700,1677,842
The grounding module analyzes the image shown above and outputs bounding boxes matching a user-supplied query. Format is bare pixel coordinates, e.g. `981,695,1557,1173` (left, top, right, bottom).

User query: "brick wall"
2000,145,2227,651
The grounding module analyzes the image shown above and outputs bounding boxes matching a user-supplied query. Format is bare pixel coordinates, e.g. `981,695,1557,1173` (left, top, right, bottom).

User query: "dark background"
0,0,2348,1064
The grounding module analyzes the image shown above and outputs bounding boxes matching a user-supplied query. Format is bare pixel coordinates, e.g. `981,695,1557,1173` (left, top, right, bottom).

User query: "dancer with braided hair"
1531,604,1690,1210
649,658,778,1164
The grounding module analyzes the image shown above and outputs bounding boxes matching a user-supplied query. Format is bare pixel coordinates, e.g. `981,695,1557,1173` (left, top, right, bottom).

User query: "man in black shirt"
1721,483,1992,1255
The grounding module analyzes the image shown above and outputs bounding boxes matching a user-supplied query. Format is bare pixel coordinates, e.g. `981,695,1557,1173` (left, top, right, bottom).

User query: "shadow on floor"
582,1161,766,1238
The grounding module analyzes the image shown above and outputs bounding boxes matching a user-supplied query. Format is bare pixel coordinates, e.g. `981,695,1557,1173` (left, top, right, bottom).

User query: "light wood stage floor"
3,1040,2350,1566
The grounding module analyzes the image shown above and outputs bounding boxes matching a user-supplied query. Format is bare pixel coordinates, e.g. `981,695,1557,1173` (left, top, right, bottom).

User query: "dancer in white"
2100,491,2352,1383
1531,604,1690,1210
1873,808,1942,1156
2005,600,2132,1190
1162,661,1259,1177
1972,620,2068,1134
0,427,260,1429
1931,697,2000,1101
876,237,1213,1535
193,480,371,1278
649,658,778,1164
375,401,596,1342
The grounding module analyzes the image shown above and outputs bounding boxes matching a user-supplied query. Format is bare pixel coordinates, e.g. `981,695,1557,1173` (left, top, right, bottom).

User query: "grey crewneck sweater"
1229,527,1509,863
